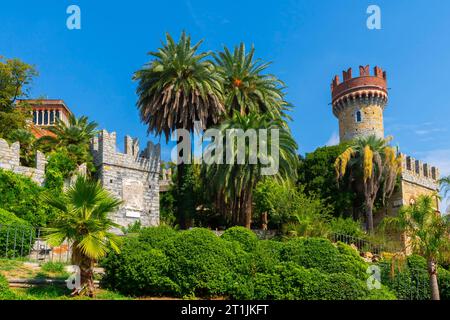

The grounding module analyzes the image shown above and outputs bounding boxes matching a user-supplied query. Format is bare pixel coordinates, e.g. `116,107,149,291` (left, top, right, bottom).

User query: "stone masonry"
0,138,47,185
90,130,161,229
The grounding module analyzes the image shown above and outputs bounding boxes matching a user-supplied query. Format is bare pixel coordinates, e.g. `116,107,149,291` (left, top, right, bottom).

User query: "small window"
50,110,55,124
44,110,49,125
33,111,37,124
355,110,362,123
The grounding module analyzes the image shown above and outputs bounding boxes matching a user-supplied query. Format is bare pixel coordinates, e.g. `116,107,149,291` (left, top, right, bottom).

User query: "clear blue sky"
1,1,449,209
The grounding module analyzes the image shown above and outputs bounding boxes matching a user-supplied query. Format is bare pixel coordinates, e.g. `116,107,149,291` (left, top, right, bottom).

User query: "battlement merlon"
331,65,388,106
91,129,161,174
399,153,440,190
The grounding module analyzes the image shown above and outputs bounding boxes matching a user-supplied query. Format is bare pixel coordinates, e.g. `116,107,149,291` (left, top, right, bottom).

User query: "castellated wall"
0,138,47,185
90,130,161,230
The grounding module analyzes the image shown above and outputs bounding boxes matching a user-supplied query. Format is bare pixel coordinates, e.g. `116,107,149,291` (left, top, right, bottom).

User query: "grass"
11,287,132,300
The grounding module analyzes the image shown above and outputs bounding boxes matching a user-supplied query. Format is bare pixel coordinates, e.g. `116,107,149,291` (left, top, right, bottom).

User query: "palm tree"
335,135,402,233
204,112,298,228
384,194,450,300
37,114,98,152
214,43,290,121
440,175,450,197
42,176,122,297
133,32,225,228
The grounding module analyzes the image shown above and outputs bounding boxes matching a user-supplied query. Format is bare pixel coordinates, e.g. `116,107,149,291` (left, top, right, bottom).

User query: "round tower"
331,65,388,142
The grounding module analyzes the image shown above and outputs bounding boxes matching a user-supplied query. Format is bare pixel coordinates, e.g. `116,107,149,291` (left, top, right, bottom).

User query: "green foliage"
254,178,332,234
8,129,36,167
40,261,65,274
121,221,142,235
0,57,37,140
281,237,367,280
221,226,258,252
0,273,17,300
101,237,178,296
0,169,58,226
297,144,355,217
102,227,396,300
0,208,35,258
330,217,365,238
44,147,78,191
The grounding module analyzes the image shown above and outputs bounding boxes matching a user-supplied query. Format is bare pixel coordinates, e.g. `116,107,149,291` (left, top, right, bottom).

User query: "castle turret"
331,65,388,142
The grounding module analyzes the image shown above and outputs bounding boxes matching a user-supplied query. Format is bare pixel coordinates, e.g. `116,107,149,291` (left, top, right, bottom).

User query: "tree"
384,195,450,300
133,32,225,229
204,112,298,228
297,144,356,218
441,175,450,197
8,128,37,166
0,57,38,139
335,135,401,233
37,114,98,171
214,43,290,121
42,176,122,297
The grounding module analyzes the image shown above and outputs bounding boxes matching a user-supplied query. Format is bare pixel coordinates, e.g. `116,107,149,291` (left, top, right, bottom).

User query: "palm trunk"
428,258,440,300
72,246,95,297
365,201,374,234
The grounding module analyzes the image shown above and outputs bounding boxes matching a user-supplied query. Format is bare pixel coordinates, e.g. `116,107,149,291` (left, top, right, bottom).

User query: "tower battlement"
399,153,440,190
331,65,388,114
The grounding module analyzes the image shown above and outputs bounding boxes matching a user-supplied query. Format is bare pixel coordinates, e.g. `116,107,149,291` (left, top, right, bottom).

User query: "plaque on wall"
122,179,144,213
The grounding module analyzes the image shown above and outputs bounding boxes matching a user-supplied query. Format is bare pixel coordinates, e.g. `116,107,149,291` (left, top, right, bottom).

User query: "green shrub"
330,217,365,238
281,237,368,280
0,169,59,226
0,273,16,300
250,240,283,273
137,225,177,250
44,148,77,191
166,228,250,297
101,237,178,296
0,208,35,258
41,261,65,274
221,226,258,252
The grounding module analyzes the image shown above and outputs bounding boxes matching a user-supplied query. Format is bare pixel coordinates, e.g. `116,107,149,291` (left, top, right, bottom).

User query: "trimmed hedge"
0,208,35,258
101,226,396,300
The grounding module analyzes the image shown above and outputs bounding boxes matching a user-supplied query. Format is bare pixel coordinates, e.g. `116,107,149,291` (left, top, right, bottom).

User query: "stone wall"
91,130,161,230
0,138,47,185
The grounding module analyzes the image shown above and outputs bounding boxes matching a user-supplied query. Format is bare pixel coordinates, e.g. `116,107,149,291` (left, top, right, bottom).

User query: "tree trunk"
177,162,187,229
241,190,252,229
365,202,374,234
428,258,440,300
261,212,268,230
72,246,95,297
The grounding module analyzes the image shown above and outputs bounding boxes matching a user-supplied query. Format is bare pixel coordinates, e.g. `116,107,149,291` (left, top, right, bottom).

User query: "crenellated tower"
331,65,388,142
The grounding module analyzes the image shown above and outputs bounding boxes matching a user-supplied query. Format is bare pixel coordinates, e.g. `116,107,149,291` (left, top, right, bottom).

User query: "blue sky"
1,0,449,210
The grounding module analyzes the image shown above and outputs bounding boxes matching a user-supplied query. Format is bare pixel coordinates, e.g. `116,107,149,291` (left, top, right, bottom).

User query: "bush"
0,273,16,300
137,225,177,250
0,169,59,226
44,148,77,191
41,261,65,274
166,228,250,297
250,240,284,273
101,237,178,296
281,237,368,280
330,217,365,238
221,226,258,252
0,208,35,258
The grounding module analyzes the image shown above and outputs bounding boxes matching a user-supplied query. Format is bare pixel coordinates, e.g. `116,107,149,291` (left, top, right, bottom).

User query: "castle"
331,65,441,224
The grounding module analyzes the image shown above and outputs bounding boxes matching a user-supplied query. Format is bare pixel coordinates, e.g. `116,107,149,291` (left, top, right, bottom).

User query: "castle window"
55,110,60,120
33,111,37,124
38,111,43,125
50,110,55,124
355,110,362,123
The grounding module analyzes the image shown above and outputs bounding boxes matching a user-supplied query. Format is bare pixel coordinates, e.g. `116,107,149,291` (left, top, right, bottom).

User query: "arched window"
355,110,362,123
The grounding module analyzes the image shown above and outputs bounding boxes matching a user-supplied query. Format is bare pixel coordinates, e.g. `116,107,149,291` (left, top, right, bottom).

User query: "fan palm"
42,176,122,297
214,43,290,122
440,175,450,197
204,111,298,228
383,194,450,300
335,135,402,233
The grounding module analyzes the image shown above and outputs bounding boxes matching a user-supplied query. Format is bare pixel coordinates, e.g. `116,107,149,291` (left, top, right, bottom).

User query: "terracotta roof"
29,125,55,139
17,99,73,116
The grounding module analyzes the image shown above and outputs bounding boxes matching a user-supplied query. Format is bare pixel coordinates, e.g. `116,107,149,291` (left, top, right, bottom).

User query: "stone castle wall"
91,130,161,229
0,138,47,185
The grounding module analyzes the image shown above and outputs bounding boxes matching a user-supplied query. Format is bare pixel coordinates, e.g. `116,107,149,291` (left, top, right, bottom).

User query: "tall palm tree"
214,43,290,121
384,194,450,300
335,135,402,233
133,32,225,228
42,176,122,297
204,112,298,228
